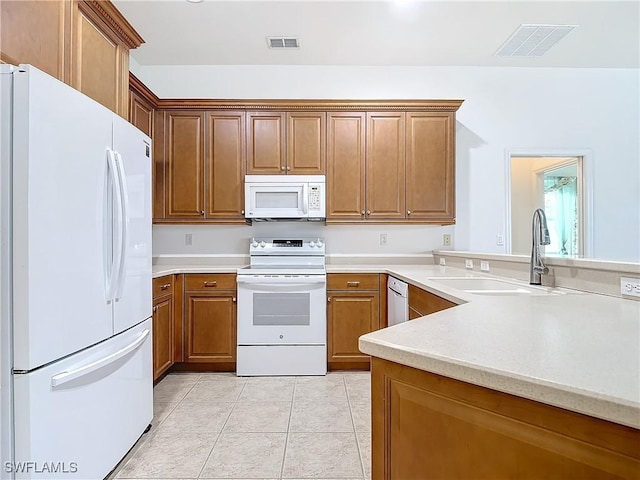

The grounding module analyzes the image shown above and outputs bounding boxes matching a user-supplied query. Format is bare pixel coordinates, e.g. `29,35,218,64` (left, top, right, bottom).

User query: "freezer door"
12,319,153,480
111,115,152,334
11,66,114,371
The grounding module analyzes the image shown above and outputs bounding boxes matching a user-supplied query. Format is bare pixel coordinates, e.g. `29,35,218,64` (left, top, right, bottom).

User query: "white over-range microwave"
244,175,326,220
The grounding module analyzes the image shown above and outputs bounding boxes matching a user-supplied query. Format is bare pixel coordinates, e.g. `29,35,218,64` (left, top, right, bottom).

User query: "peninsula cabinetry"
184,274,237,368
327,273,384,370
247,112,325,175
408,284,456,319
152,275,175,381
0,0,143,117
372,357,640,479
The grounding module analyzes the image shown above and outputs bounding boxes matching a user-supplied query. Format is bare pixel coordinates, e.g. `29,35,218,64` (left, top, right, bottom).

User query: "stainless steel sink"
427,277,564,296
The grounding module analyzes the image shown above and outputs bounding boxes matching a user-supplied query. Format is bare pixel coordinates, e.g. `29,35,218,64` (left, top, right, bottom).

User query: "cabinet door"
0,0,68,81
185,293,236,363
153,296,174,381
287,112,326,174
366,112,406,219
406,112,455,222
129,90,154,138
327,291,379,363
205,112,246,219
70,1,128,116
165,111,205,218
326,113,366,220
247,112,285,174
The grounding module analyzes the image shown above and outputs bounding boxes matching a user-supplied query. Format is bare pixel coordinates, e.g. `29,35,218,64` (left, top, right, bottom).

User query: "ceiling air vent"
267,37,300,49
495,24,577,57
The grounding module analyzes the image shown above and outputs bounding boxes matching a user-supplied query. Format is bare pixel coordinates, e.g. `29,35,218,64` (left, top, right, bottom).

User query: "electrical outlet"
496,234,504,246
380,233,388,246
439,257,446,266
620,277,640,297
465,259,474,269
480,261,490,272
443,234,452,247
185,233,193,246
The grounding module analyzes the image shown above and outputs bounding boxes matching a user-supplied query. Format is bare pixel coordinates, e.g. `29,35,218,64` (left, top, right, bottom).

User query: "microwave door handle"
302,184,309,214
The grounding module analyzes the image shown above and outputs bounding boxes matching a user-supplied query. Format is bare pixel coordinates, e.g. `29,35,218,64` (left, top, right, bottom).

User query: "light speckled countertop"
151,260,640,429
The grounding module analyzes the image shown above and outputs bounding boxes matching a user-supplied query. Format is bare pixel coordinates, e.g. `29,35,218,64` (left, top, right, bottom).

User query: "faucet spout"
530,208,550,285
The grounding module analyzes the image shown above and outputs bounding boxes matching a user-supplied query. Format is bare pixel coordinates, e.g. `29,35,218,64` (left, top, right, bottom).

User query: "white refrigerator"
0,65,153,479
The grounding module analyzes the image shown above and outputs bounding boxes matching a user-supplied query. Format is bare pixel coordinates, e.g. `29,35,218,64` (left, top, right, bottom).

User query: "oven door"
237,275,326,344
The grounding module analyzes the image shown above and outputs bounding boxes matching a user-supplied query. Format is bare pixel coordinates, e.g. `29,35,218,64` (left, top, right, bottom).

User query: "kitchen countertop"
151,261,640,429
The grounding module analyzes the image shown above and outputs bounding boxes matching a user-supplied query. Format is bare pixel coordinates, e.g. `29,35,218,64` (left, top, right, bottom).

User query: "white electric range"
236,238,327,376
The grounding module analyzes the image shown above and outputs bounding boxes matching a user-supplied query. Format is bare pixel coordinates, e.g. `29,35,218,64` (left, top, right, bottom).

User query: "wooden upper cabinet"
286,112,326,174
70,1,143,117
406,112,455,222
205,112,246,220
366,112,406,219
0,1,69,80
129,91,153,137
247,111,325,175
165,111,205,218
247,112,286,174
326,113,366,220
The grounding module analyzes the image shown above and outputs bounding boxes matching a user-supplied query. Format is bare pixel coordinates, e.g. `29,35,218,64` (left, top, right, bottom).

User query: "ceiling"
113,0,640,68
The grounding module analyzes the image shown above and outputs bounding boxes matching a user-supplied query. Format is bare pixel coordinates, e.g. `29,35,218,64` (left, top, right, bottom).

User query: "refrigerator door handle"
106,148,123,302
114,151,129,301
50,329,150,387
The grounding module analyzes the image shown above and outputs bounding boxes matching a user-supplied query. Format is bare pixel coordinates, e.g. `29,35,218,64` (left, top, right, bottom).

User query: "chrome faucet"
530,208,551,285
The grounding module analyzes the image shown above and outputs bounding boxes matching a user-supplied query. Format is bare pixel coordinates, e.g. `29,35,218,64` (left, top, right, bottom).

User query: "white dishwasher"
387,277,409,326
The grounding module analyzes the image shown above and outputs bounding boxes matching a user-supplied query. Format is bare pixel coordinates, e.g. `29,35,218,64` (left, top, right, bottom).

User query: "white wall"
136,65,640,262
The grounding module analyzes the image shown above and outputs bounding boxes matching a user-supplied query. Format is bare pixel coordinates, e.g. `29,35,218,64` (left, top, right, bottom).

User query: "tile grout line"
346,374,367,480
279,376,297,480
195,375,248,480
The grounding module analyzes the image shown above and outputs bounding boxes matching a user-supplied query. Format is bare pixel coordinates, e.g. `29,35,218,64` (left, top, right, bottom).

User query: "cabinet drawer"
153,275,174,298
408,284,456,316
327,273,379,291
185,273,236,291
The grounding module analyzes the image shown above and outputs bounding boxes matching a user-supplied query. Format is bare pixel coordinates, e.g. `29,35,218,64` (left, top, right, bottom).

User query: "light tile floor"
108,372,371,480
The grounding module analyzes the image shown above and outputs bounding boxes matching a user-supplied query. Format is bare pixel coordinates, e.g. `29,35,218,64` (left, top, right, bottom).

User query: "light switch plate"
465,259,474,269
439,257,446,266
620,277,640,297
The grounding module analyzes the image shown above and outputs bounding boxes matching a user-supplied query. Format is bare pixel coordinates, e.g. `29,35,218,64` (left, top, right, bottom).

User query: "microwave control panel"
308,185,321,211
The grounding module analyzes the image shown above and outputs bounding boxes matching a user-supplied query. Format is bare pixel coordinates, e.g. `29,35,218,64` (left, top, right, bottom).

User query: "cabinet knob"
281,166,285,171
203,281,217,287
286,166,291,171
366,210,371,215
407,210,411,216
232,297,237,303
241,210,245,215
200,210,205,215
152,306,157,313
361,210,365,215
327,297,331,303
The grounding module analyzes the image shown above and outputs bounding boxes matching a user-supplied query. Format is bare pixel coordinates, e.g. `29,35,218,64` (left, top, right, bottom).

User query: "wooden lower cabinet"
371,357,640,480
152,275,175,381
408,283,456,318
327,273,381,370
184,274,237,365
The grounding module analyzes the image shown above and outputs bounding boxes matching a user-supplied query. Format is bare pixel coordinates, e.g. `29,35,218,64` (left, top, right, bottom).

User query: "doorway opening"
509,155,585,257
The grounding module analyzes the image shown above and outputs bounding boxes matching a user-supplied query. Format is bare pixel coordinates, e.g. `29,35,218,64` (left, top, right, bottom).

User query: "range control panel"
250,237,325,255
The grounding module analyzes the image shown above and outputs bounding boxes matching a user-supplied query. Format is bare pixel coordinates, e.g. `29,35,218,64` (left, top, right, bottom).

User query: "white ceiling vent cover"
267,37,300,49
496,24,577,57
